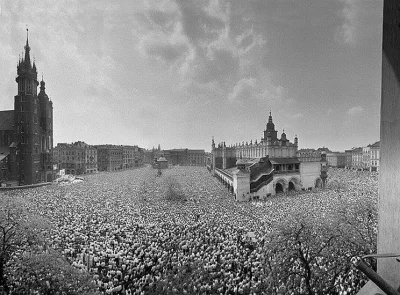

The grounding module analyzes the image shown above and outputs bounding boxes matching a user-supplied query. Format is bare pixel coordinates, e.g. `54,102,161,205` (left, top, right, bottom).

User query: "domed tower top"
266,110,275,131
280,129,287,141
263,110,278,142
40,76,45,91
38,75,49,100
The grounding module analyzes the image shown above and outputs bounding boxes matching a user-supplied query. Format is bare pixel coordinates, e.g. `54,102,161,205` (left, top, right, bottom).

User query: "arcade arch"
275,178,287,194
275,183,284,193
288,177,300,191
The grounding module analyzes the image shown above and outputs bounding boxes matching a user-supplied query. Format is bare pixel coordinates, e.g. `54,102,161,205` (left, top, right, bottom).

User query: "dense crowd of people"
4,166,378,294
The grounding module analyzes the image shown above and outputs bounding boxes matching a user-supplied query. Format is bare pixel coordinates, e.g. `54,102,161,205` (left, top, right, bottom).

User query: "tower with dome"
209,112,326,201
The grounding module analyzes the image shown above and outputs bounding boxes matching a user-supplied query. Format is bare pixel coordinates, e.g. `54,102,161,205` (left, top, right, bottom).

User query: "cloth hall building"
208,112,327,201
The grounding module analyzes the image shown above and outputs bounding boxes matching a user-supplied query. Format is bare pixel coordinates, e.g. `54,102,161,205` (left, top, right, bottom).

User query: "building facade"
351,147,363,170
53,141,98,175
362,145,371,170
0,30,53,185
344,149,353,168
164,149,206,166
210,113,327,201
326,152,346,168
369,141,380,172
122,145,143,169
96,145,123,172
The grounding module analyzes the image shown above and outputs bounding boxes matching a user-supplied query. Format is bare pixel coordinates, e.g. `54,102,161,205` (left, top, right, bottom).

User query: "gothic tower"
10,29,53,184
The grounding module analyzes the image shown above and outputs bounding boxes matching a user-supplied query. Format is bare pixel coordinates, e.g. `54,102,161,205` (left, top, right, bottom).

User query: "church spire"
40,74,46,92
24,28,31,68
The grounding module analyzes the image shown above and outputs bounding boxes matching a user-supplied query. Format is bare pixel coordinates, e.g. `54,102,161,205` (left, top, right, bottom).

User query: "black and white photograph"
0,0,398,294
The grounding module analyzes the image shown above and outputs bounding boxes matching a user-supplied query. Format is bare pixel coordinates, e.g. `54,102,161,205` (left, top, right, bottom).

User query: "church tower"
263,111,278,143
10,29,53,184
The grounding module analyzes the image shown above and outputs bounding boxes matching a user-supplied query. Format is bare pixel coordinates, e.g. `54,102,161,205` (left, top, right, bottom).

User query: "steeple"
40,75,46,92
16,29,39,95
24,28,31,68
266,110,275,131
263,110,278,142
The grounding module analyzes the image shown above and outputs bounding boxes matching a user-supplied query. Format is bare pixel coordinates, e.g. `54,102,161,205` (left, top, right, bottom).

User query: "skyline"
0,0,383,152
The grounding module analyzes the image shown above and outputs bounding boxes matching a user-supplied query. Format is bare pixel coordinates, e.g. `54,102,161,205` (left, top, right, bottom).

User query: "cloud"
292,113,304,120
174,0,225,46
336,0,382,46
260,84,285,104
140,35,189,63
228,77,257,101
335,0,359,45
347,105,364,116
132,0,269,102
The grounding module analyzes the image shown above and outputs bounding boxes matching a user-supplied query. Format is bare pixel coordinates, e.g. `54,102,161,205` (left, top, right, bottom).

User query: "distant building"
143,146,162,164
0,30,54,185
53,141,98,175
122,145,143,169
344,149,353,168
326,152,346,168
351,147,363,170
96,145,123,172
156,156,168,169
164,149,206,166
362,145,372,170
84,144,98,174
370,141,380,172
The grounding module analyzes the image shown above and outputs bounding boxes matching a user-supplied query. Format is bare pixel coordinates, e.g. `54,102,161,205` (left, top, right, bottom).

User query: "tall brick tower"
10,29,53,184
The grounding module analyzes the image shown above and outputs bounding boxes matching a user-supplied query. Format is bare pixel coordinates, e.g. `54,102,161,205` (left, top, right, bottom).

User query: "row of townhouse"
311,147,346,168
345,141,380,171
143,146,207,167
53,142,144,175
97,144,143,172
306,143,379,171
163,149,206,166
53,141,97,175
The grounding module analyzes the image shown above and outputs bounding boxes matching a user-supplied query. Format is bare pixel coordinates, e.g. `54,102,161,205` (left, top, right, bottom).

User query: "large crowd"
4,166,378,294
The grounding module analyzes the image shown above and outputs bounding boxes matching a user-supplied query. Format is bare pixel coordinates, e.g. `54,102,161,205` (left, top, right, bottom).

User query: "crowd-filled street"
4,166,378,294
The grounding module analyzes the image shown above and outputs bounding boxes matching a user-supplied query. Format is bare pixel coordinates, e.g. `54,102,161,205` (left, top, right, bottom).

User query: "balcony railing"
274,169,300,174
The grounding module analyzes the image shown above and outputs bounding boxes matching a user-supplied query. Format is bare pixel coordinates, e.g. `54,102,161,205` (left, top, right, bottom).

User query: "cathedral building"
0,30,53,185
209,112,327,201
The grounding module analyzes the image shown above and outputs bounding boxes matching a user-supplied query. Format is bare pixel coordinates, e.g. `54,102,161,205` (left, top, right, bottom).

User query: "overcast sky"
0,0,383,151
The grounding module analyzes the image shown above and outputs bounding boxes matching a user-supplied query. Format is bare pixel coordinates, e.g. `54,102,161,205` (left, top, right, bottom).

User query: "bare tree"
8,250,99,295
0,196,45,289
263,204,375,295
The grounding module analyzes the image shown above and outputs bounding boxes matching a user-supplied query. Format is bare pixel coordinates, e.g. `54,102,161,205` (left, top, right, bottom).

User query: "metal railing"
352,254,400,295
